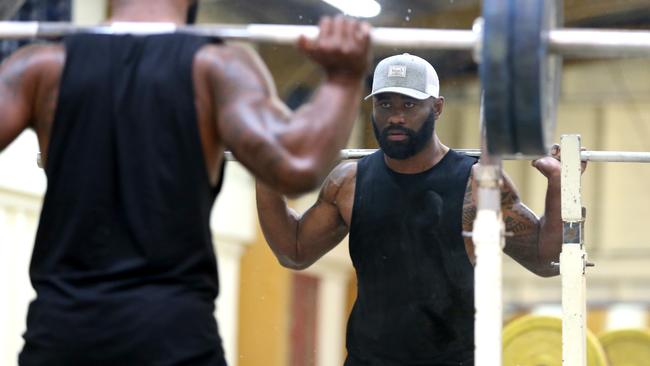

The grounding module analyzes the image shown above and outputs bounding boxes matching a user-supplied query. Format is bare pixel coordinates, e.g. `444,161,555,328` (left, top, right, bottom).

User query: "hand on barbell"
531,143,588,179
297,15,372,81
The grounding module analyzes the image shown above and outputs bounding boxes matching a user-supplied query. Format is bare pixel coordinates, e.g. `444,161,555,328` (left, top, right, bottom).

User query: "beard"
372,111,436,160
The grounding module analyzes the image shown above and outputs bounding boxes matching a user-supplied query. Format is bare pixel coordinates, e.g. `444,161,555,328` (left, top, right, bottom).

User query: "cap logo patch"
388,65,407,78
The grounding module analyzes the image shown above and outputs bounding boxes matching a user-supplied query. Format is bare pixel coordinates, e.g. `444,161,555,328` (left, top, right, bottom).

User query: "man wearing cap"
256,54,567,365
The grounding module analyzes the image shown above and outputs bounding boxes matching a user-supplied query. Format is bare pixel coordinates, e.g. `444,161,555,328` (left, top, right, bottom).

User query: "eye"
404,101,416,108
379,101,391,109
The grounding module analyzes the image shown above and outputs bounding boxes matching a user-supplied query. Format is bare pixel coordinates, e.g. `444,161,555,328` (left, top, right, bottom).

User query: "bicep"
502,177,542,266
297,197,349,251
465,166,540,264
500,171,540,236
295,163,354,261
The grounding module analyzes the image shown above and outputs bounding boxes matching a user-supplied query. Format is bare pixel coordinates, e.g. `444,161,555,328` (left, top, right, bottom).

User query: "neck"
109,0,187,24
383,134,449,174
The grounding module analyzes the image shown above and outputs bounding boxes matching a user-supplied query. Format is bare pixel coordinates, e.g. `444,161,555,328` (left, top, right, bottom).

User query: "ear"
433,96,444,118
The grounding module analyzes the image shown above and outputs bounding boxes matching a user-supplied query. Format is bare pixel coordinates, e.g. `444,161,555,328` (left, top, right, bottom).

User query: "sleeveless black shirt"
20,33,226,365
346,149,477,365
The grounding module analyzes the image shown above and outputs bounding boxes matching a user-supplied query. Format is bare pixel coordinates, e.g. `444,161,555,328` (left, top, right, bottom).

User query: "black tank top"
346,149,477,365
20,33,226,366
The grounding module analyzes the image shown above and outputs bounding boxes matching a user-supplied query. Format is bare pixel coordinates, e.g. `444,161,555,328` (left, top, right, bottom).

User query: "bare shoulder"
0,43,64,149
320,161,357,204
1,43,65,80
195,43,258,68
329,161,358,186
195,43,273,94
319,161,356,225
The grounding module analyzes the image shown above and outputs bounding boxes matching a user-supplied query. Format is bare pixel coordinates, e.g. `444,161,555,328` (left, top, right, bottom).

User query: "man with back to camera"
0,0,372,364
256,53,586,365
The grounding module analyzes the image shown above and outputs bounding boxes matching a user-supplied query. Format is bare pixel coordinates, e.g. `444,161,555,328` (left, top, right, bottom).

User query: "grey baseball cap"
365,53,440,100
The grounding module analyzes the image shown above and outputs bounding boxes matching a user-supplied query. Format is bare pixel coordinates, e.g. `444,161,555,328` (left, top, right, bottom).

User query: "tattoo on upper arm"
500,183,519,208
465,169,550,274
503,201,541,268
462,178,476,229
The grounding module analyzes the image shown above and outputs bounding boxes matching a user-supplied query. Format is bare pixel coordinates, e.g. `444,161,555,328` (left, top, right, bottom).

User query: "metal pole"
321,149,650,163
580,151,650,163
473,94,503,366
473,162,503,366
1,21,649,58
559,134,588,366
44,148,645,169
243,24,478,50
0,21,479,50
549,29,650,58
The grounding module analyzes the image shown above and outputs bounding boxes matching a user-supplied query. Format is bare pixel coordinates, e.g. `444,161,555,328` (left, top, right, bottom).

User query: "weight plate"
480,0,516,155
598,328,650,366
502,315,608,366
510,0,563,155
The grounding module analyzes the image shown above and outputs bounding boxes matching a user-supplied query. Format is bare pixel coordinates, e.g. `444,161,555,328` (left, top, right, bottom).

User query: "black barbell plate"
510,0,562,155
481,0,517,155
542,1,563,156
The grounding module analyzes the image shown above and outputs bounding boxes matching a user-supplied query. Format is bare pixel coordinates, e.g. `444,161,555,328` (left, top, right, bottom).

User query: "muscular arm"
255,162,355,269
209,17,370,194
501,172,561,277
0,46,37,151
463,163,562,277
0,44,63,157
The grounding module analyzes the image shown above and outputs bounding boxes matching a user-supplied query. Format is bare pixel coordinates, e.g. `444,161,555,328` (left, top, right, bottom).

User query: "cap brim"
364,87,433,100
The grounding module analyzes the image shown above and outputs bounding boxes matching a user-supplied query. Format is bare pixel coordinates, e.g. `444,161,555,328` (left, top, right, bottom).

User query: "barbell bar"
0,21,648,57
222,149,650,163
42,149,650,169
3,0,650,157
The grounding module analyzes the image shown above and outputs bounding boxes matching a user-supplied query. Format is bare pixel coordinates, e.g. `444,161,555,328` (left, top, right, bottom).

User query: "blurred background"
0,0,649,365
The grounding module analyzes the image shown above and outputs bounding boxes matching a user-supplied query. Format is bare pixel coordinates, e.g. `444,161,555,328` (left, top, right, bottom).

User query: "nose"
387,112,406,125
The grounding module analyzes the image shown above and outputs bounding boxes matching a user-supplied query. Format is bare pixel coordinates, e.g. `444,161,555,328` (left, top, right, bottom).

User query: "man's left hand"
531,143,588,179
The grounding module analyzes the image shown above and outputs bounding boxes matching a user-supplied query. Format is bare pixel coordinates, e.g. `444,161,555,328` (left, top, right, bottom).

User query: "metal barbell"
222,149,650,163
0,21,647,57
36,149,650,168
0,20,647,57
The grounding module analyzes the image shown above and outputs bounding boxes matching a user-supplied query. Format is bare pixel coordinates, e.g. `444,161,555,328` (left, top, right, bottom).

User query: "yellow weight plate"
598,328,650,366
502,315,608,366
